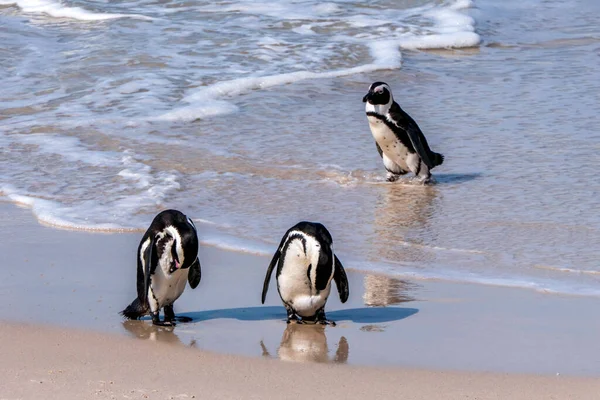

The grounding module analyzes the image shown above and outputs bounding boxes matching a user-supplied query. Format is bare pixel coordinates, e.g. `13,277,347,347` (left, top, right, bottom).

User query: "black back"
387,102,439,166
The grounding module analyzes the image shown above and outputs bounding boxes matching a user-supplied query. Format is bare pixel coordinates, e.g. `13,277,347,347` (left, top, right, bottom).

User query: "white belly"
149,267,189,309
368,116,410,171
277,239,331,318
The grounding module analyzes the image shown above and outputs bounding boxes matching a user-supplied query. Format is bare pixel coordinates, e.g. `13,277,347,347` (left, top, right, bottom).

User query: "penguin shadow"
178,306,286,322
326,306,418,324
260,323,349,364
179,305,417,324
432,172,482,185
121,320,197,347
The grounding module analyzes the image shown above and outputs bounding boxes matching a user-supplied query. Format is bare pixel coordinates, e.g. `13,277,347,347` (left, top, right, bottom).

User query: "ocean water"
1,0,599,296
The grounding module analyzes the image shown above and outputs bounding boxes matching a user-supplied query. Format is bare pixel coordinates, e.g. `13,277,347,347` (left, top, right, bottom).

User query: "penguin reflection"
363,274,416,307
261,324,349,364
121,320,196,347
369,184,439,265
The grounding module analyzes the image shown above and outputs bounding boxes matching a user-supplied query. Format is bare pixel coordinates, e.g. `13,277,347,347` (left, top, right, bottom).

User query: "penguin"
363,81,444,183
261,221,349,326
121,209,202,326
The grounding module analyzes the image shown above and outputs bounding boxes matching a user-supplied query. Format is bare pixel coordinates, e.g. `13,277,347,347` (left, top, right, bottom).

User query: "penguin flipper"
188,258,202,289
261,249,280,304
143,236,157,307
404,124,433,169
389,103,434,169
333,255,349,303
375,142,384,158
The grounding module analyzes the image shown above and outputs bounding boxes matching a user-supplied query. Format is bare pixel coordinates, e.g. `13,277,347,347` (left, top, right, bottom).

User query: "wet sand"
1,201,600,398
3,322,600,400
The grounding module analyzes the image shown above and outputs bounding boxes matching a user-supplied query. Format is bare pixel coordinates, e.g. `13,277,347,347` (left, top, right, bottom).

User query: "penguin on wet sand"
363,81,444,183
121,209,202,326
261,221,349,326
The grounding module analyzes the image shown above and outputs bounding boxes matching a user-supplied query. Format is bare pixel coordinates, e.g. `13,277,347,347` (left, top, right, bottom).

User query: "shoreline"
1,201,600,378
5,199,599,301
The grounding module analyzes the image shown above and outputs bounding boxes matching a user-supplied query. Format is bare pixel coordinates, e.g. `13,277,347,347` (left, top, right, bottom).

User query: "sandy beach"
1,201,600,398
3,322,600,400
3,0,600,397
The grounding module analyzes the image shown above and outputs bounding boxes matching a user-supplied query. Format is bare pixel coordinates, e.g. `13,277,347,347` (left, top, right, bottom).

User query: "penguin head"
362,82,393,105
155,231,182,274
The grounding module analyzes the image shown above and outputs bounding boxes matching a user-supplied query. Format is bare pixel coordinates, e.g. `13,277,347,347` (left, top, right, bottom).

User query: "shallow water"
1,0,599,295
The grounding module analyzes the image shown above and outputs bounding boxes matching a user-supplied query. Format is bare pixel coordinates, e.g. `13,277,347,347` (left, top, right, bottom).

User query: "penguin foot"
152,311,176,327
318,319,337,326
285,306,302,324
416,174,433,185
314,308,335,326
386,172,400,182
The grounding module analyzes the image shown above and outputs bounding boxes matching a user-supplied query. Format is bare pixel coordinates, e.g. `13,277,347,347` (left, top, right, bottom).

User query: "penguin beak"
362,93,370,103
169,260,181,274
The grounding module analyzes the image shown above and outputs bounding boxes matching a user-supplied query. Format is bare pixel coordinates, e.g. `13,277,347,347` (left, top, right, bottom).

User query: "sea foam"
0,0,152,21
0,132,180,232
158,0,478,122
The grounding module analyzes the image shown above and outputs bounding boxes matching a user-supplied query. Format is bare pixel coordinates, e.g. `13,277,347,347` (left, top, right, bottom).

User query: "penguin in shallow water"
363,81,444,183
121,209,201,326
261,221,349,325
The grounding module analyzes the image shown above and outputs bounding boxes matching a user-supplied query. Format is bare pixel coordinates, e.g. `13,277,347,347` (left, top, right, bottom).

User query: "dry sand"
2,322,600,400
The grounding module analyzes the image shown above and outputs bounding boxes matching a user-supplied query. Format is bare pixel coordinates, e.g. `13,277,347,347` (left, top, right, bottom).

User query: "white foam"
372,1,480,51
157,0,478,122
198,1,336,20
1,177,178,232
157,63,399,122
368,40,404,69
0,139,181,232
291,24,315,35
449,0,475,10
0,0,152,21
1,186,136,232
399,32,481,50
157,100,240,122
398,31,480,50
344,14,392,28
